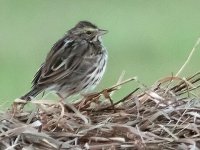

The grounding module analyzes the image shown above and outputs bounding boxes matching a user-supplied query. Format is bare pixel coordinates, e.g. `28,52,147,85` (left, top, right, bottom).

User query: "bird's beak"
98,29,108,35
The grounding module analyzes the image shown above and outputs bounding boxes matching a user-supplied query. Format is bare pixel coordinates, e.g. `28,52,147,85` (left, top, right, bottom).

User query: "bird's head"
69,21,108,42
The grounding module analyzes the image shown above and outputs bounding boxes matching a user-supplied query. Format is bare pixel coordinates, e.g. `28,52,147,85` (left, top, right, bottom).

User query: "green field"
1,0,200,104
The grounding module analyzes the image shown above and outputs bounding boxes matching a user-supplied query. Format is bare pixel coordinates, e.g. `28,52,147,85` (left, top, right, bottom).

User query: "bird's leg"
56,93,67,112
41,91,45,98
57,93,65,103
55,93,66,122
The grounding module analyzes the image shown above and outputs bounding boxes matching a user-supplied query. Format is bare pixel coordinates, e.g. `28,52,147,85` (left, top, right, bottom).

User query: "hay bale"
1,73,200,150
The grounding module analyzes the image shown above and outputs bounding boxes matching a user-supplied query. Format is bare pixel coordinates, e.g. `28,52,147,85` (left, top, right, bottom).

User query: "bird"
20,21,108,100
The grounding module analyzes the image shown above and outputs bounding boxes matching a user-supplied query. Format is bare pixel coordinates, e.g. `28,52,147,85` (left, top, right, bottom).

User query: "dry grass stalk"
1,73,200,150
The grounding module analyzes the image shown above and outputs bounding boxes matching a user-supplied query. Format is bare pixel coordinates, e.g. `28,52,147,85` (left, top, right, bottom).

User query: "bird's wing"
32,36,89,86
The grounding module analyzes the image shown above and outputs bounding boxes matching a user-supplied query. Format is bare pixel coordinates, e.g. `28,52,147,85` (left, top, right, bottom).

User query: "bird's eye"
86,31,92,35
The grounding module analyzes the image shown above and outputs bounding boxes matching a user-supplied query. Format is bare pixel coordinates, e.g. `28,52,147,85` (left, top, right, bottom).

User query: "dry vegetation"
1,72,200,150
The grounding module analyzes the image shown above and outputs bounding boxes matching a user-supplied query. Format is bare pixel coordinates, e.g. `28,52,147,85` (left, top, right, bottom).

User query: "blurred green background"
1,0,200,104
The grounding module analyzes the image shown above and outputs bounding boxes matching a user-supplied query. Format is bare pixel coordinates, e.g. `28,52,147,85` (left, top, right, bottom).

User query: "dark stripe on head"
75,21,97,29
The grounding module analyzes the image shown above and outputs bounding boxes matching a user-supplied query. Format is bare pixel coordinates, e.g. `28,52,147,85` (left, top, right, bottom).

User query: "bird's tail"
20,88,42,101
